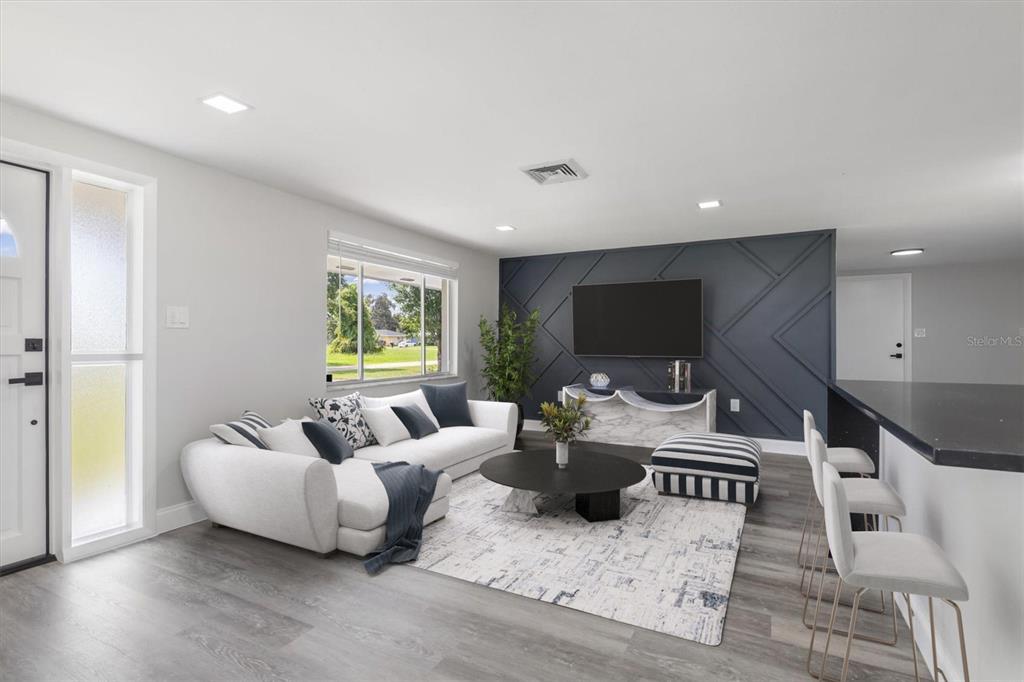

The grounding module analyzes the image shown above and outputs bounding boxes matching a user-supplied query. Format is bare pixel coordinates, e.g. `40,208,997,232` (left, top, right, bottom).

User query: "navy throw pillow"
391,405,439,439
302,420,354,464
421,382,473,428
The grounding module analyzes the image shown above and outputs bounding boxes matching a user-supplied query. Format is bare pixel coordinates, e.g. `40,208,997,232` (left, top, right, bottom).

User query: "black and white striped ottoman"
651,432,761,504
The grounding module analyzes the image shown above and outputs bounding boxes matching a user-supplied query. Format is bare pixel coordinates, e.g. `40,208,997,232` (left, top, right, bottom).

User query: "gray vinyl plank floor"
0,436,927,681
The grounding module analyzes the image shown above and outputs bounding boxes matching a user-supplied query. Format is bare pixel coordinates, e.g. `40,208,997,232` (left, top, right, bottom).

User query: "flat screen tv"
572,279,703,358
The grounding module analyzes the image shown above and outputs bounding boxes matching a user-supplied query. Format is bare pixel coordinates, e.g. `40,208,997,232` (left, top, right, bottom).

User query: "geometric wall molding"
499,230,835,440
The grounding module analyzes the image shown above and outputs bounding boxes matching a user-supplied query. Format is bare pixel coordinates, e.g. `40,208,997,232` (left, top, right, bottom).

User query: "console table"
562,385,716,448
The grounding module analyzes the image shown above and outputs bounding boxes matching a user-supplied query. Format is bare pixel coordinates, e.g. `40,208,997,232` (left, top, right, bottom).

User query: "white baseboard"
754,437,804,456
156,500,207,533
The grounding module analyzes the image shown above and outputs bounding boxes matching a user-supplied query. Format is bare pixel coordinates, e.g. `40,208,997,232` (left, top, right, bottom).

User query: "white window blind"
328,235,459,280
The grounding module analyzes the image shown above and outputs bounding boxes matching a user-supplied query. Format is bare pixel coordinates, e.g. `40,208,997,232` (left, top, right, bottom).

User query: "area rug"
413,468,746,645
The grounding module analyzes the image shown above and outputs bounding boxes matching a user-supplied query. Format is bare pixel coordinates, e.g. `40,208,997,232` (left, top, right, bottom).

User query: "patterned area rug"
413,468,746,645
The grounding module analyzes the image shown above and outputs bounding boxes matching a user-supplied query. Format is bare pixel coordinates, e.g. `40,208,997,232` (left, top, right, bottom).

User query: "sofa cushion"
210,410,271,448
353,426,508,472
258,418,318,458
334,458,452,531
421,382,473,428
361,405,411,447
309,393,376,449
302,420,354,464
361,389,440,429
391,405,438,439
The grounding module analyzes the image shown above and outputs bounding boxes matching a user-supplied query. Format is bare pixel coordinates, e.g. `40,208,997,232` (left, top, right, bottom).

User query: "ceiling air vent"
521,158,589,185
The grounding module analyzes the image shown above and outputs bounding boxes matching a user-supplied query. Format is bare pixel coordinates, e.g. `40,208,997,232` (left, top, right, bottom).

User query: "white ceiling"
2,1,1021,269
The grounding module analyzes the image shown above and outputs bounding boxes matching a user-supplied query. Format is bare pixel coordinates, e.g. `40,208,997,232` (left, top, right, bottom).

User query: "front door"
836,274,909,381
0,160,49,569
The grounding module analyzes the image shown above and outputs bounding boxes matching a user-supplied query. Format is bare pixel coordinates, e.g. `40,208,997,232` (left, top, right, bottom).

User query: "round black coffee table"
479,448,647,522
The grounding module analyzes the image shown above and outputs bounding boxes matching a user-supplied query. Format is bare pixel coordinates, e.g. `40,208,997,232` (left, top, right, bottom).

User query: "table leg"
501,488,539,514
575,490,621,522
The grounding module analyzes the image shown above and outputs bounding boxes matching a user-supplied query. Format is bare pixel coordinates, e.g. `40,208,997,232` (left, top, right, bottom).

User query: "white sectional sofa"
181,395,516,556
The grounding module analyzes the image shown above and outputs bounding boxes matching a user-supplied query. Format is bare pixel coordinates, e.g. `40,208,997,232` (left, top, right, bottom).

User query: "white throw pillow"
257,418,318,458
360,406,411,447
361,389,441,429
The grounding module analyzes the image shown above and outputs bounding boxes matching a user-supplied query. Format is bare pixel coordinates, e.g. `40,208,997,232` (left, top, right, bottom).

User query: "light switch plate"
730,398,740,412
914,328,926,338
166,305,190,329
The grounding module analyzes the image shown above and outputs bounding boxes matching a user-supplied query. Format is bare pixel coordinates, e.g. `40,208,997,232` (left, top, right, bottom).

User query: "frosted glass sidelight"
71,182,128,353
71,363,127,539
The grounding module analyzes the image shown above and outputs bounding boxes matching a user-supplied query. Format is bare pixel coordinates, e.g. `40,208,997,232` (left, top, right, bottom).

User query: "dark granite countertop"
830,380,1024,472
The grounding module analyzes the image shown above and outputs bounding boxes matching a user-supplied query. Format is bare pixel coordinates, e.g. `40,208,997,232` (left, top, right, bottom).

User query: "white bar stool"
802,430,906,641
802,429,906,637
798,411,875,569
811,462,970,682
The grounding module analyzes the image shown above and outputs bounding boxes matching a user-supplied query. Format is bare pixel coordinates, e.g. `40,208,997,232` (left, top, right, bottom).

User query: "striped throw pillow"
210,410,272,448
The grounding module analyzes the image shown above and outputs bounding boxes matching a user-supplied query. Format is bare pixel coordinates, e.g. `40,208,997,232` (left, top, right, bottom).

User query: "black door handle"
889,353,903,359
8,372,43,386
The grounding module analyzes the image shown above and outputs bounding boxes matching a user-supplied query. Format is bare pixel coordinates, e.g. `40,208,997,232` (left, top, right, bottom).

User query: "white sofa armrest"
468,400,517,449
181,438,337,554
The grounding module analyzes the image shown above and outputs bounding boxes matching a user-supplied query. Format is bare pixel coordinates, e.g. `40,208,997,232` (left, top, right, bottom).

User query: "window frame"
326,238,457,388
66,171,149,549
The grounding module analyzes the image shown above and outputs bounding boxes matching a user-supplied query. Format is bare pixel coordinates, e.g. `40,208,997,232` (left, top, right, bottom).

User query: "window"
326,238,455,384
69,176,145,544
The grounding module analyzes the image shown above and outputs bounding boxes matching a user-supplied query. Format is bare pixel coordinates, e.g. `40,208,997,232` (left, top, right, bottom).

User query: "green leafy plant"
328,278,381,354
539,396,592,444
478,304,540,403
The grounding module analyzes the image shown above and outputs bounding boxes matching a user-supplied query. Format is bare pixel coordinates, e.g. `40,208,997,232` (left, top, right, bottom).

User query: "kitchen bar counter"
828,379,1024,681
829,380,1023,472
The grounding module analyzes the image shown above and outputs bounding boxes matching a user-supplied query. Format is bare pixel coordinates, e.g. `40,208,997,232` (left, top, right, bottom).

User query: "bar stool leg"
802,515,827,621
904,593,922,682
929,598,939,681
814,575,846,680
798,488,814,566
945,599,971,682
838,587,867,682
801,513,822,593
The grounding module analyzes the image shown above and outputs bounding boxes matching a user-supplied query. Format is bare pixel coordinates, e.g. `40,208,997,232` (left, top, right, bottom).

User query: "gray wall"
500,230,836,440
3,101,500,511
841,259,1024,384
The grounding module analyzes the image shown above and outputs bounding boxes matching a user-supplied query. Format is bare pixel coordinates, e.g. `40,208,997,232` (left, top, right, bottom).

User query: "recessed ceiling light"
202,94,250,114
890,248,924,256
495,225,516,232
698,200,722,210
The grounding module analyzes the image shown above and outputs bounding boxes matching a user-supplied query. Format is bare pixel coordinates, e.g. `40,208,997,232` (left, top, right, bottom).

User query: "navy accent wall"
499,230,836,441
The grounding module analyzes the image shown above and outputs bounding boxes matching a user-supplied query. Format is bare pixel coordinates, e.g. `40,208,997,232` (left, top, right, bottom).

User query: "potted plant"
479,304,541,434
539,395,592,468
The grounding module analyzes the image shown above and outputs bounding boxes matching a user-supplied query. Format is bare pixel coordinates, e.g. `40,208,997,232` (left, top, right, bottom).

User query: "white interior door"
0,160,49,568
837,274,910,381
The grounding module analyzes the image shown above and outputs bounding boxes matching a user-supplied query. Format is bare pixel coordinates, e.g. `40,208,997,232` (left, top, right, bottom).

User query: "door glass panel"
71,363,127,539
71,182,128,353
0,218,18,257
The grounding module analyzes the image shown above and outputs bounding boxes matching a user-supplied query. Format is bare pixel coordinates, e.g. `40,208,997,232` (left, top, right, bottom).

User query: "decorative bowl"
589,372,611,388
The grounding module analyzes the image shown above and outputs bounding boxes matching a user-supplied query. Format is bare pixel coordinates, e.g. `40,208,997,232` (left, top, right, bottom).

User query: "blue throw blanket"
363,461,442,575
